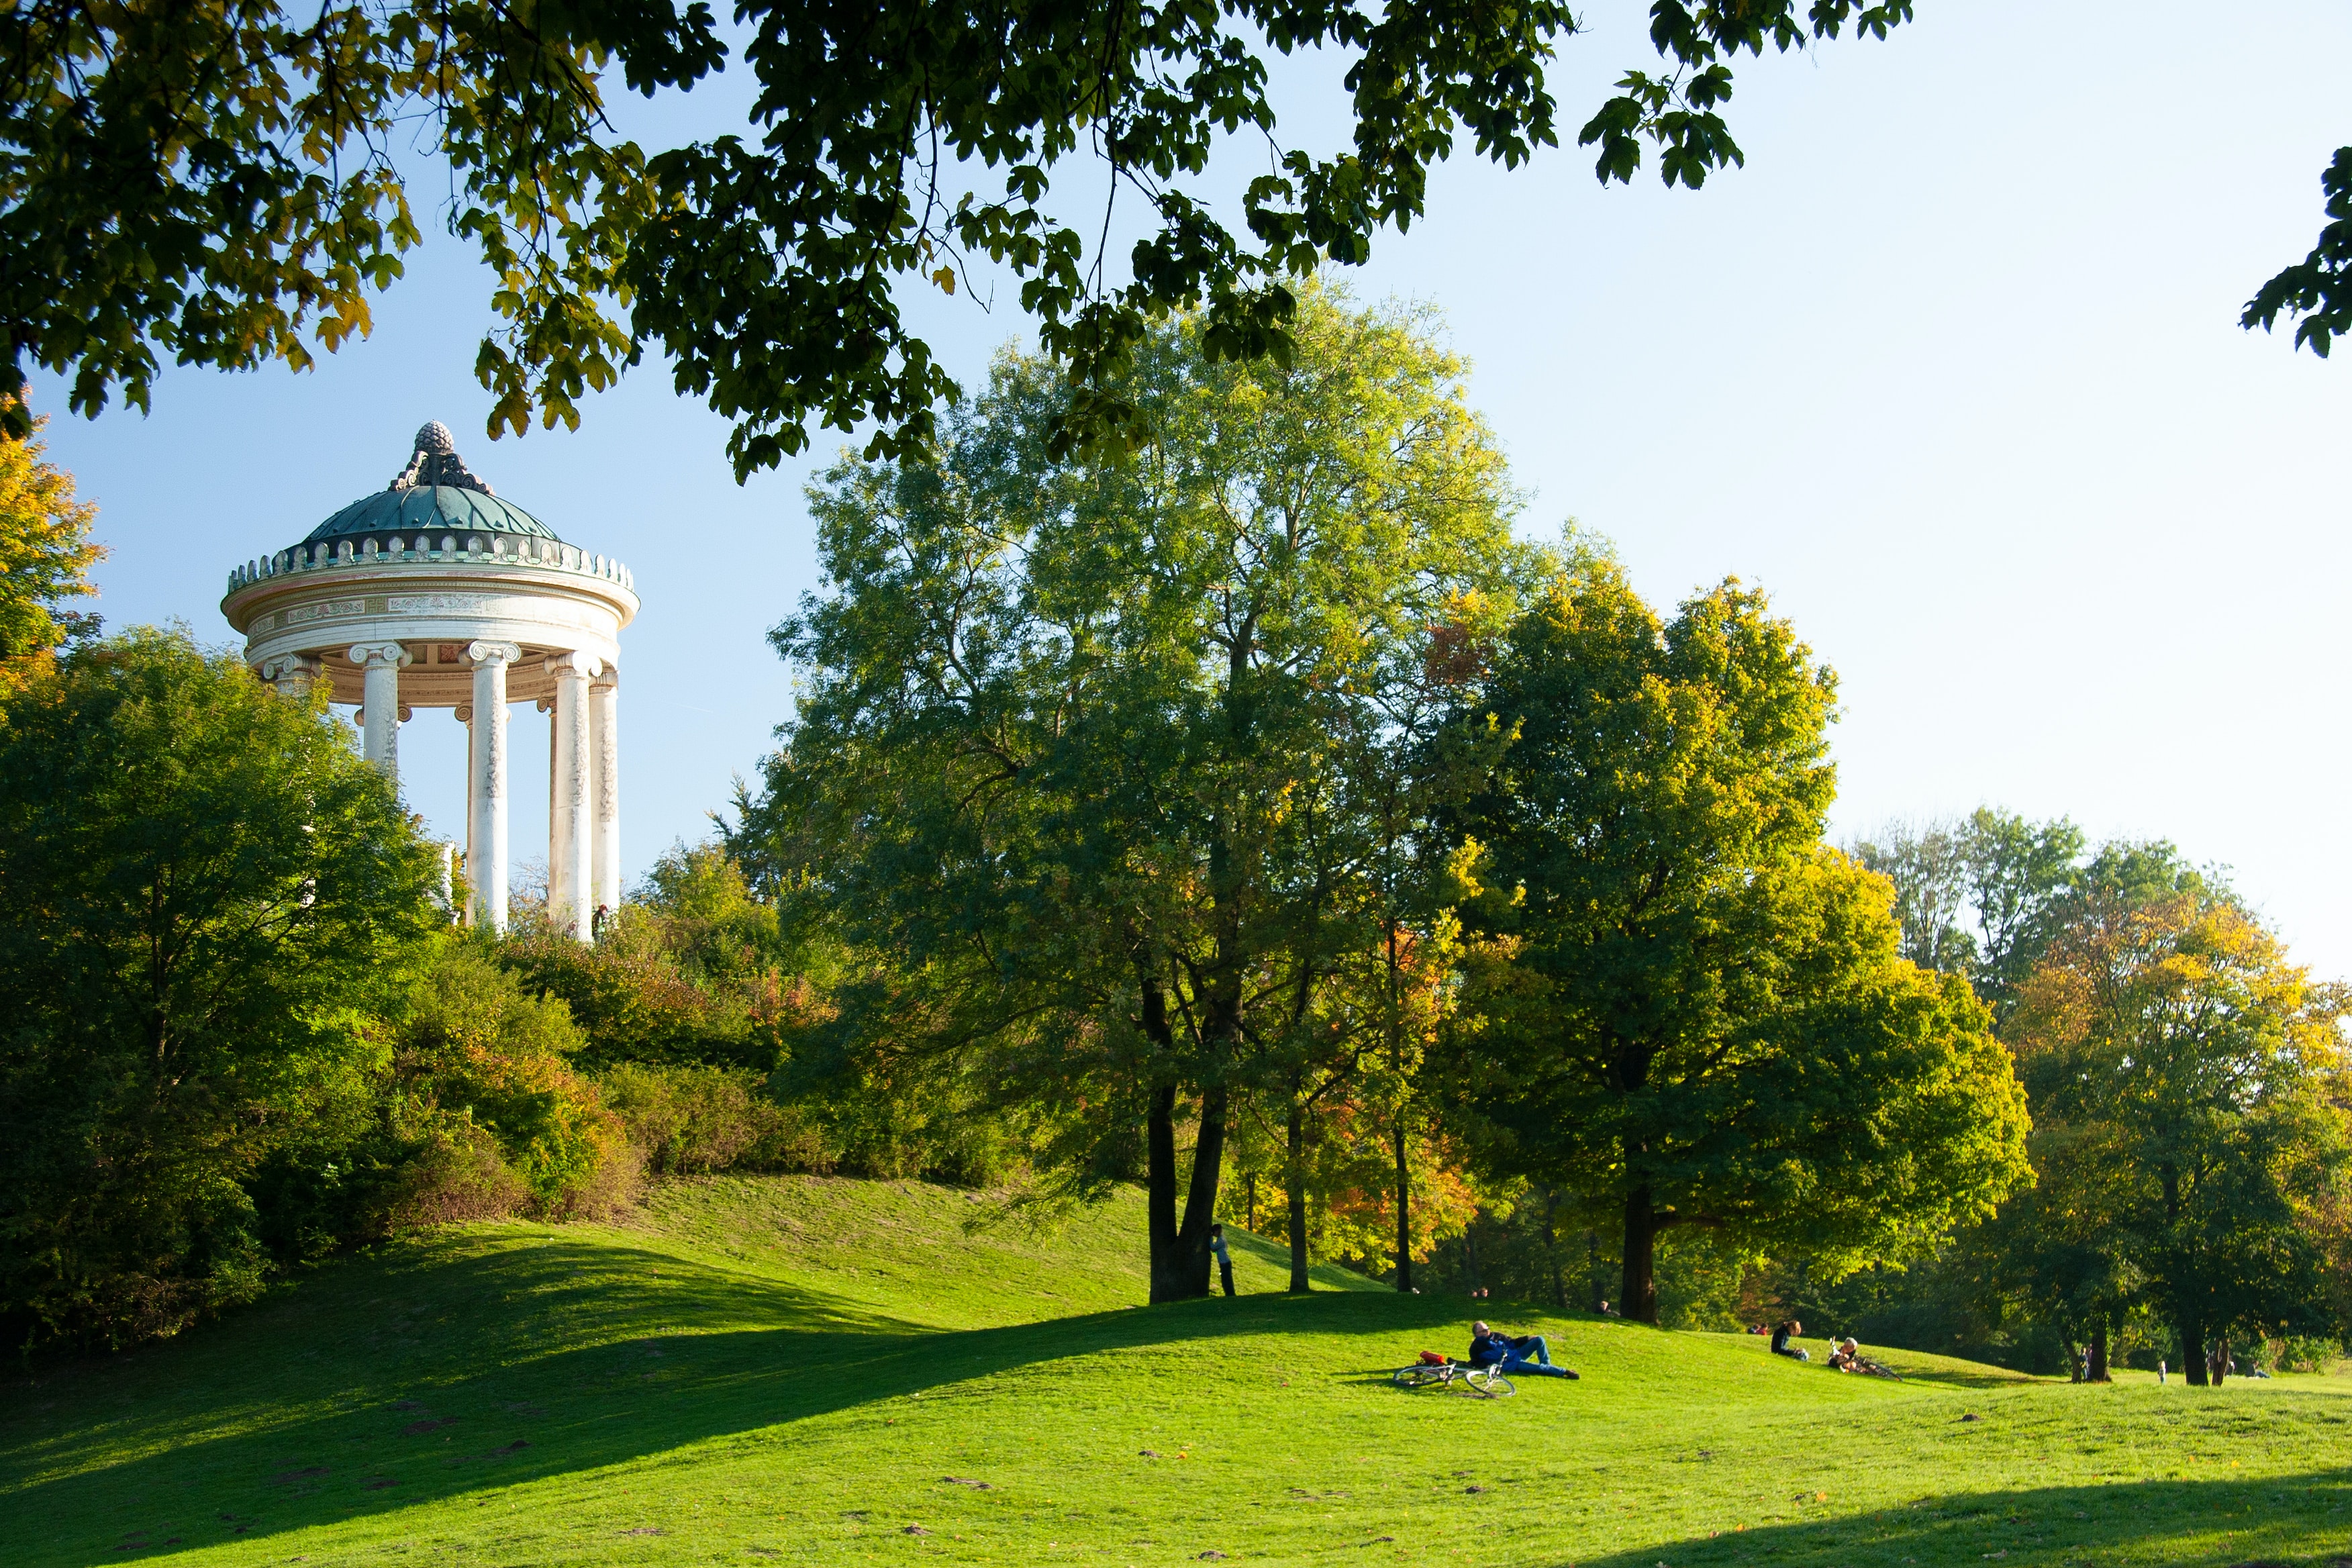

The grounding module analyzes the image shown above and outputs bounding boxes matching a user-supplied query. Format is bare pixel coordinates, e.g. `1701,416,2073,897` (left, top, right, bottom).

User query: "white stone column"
546,650,601,941
456,703,476,924
590,669,621,922
349,641,411,780
539,694,557,895
260,654,322,700
467,641,522,931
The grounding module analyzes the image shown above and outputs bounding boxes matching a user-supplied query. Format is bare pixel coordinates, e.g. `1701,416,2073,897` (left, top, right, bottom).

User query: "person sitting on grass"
1467,1321,1579,1379
1770,1320,1810,1362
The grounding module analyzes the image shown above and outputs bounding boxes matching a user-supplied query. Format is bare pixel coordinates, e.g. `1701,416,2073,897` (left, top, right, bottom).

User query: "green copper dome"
297,422,564,548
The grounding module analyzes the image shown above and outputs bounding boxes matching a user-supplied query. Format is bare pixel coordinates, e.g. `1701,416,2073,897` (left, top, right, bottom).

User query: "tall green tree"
0,630,442,1349
1849,817,1977,976
1851,807,2084,1026
0,2,1913,463
1456,554,2032,1324
732,287,1524,1299
2009,869,2351,1386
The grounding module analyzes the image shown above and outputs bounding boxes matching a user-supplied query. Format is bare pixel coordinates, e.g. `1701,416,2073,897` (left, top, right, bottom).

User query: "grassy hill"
6,1176,2351,1568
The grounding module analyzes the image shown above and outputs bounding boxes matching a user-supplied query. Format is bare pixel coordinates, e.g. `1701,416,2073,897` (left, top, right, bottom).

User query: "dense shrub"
0,630,440,1351
597,1063,830,1175
390,942,632,1218
497,906,750,1068
2275,1334,2343,1374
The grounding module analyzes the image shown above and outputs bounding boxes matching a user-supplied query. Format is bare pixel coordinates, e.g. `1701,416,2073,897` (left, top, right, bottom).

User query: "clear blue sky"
33,1,2352,972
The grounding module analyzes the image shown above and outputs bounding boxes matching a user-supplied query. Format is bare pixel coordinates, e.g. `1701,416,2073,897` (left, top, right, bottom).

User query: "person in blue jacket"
1467,1321,1578,1379
1208,1223,1236,1297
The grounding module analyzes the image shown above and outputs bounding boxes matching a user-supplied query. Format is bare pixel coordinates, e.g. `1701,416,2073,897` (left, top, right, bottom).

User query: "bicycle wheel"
1393,1365,1451,1390
1465,1367,1516,1399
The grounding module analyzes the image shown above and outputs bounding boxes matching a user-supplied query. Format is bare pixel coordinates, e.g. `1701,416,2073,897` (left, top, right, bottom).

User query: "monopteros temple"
219,422,638,937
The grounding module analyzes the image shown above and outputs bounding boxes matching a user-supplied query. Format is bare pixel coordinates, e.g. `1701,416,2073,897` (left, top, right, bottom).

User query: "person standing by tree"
1209,1223,1236,1298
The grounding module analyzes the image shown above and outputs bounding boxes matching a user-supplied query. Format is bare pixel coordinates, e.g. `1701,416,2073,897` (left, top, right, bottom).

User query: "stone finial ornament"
388,420,496,495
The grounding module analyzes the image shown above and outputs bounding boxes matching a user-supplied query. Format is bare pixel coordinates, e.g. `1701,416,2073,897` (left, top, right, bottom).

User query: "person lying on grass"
1828,1337,1862,1372
1467,1322,1579,1379
1770,1320,1810,1362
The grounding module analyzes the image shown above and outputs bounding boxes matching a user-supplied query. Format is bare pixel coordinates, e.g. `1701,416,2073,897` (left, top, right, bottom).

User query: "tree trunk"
1620,1186,1660,1325
2180,1311,2208,1386
1179,1083,1228,1296
2088,1321,2110,1383
1146,1082,1230,1303
1245,1173,1257,1234
1463,1226,1482,1297
1386,914,1410,1294
1286,1081,1310,1293
1392,1122,1412,1291
1147,1082,1185,1302
1540,1189,1567,1309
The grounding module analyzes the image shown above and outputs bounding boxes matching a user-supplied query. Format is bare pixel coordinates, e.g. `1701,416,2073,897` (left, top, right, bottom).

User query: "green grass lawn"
7,1174,2351,1567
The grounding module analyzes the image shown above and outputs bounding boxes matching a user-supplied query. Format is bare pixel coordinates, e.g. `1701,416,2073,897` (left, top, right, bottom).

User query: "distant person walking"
1209,1223,1236,1297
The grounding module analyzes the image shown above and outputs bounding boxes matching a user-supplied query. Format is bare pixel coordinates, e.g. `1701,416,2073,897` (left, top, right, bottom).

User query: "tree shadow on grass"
1570,1470,2352,1568
0,1230,1458,1565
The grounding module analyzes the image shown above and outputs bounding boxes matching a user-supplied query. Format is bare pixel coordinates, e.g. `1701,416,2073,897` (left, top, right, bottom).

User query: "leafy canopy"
1455,552,2032,1321
2245,147,2352,358
1849,807,2086,1027
2008,865,2352,1377
0,1,1912,469
735,285,1525,1295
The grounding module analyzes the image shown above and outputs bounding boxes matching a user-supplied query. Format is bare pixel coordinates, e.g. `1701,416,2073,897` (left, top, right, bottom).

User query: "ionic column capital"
258,654,322,685
544,650,603,681
589,665,620,692
348,640,413,669
467,640,524,668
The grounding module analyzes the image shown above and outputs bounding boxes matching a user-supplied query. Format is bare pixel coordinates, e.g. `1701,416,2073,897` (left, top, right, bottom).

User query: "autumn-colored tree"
2009,867,2352,1385
0,400,103,666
